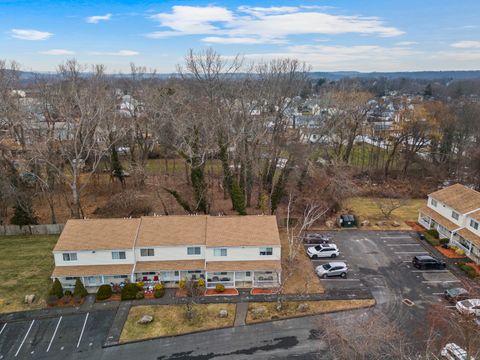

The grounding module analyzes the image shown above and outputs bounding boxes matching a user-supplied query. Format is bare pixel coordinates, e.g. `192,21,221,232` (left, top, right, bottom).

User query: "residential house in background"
418,183,480,264
52,215,282,290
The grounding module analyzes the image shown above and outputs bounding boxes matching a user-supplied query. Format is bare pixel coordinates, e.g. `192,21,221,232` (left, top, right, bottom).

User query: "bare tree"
374,197,408,220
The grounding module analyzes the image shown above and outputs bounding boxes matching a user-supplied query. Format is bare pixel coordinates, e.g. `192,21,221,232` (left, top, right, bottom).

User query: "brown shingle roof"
206,260,281,272
136,216,207,246
135,260,205,272
456,228,480,247
52,264,133,277
419,206,459,231
206,216,280,247
429,184,480,214
53,218,140,251
469,210,480,223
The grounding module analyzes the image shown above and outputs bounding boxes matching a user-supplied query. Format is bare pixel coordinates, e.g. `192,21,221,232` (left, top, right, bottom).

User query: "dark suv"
412,255,446,270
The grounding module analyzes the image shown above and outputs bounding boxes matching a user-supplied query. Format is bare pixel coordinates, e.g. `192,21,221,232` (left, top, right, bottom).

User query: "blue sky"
1,0,479,72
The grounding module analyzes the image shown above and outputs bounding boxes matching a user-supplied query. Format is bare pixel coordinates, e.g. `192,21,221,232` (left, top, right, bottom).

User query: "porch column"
233,271,236,288
278,271,281,286
252,271,255,288
101,275,105,284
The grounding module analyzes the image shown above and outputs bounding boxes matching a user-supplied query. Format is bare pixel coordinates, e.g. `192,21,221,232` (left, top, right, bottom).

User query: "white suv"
307,244,339,259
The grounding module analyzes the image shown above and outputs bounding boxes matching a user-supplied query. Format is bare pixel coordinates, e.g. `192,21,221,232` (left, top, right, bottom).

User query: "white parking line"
387,244,422,246
321,278,361,281
422,280,461,283
46,316,62,353
411,270,450,273
77,313,89,348
14,320,35,357
0,323,6,335
381,236,412,239
432,292,444,295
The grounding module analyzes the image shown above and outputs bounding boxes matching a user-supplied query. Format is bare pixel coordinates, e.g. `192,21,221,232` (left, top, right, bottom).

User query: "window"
452,211,459,220
187,247,201,255
62,253,77,261
113,275,128,279
140,248,154,257
259,247,273,256
470,219,479,230
112,251,126,260
214,248,227,256
431,198,437,207
65,276,78,280
246,271,251,277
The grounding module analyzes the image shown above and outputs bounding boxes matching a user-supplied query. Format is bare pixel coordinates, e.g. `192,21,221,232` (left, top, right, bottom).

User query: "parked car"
307,244,339,259
444,288,469,303
412,255,446,270
440,343,474,360
316,262,348,278
456,299,480,316
303,233,331,244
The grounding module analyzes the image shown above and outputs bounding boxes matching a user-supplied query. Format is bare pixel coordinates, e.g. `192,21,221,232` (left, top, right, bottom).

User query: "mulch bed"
48,297,85,307
205,288,239,296
466,262,480,275
435,246,466,259
406,221,426,232
251,288,279,295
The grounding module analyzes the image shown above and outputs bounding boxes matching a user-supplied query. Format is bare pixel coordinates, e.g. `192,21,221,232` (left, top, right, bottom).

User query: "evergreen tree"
49,278,64,299
73,278,88,298
10,201,38,226
231,181,246,215
111,146,125,185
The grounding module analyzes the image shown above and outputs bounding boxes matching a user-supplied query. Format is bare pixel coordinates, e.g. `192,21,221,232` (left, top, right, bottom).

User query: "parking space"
304,230,462,304
0,310,115,359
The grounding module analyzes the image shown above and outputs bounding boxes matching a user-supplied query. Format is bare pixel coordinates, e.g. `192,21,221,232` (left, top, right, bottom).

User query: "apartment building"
51,215,282,290
418,183,480,264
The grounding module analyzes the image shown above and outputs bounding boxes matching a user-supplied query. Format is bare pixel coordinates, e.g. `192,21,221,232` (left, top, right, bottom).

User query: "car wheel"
331,254,337,258
312,255,318,259
321,274,327,279
340,272,347,278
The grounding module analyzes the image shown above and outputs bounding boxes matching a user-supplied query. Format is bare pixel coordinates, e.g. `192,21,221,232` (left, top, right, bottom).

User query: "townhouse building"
418,183,480,264
51,215,282,290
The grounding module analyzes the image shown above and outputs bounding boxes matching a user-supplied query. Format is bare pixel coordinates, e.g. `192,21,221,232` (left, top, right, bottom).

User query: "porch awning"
456,228,480,247
206,260,281,272
52,264,134,278
419,206,459,232
135,260,205,272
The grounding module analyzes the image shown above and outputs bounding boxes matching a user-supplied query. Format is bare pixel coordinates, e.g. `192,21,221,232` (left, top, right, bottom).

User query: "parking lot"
304,231,463,307
0,310,115,360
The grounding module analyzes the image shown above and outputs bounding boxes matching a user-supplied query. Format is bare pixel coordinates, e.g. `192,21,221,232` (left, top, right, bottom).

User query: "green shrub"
467,270,479,279
154,283,164,291
64,290,73,296
426,229,439,239
135,291,145,300
439,238,449,245
49,278,64,299
179,279,186,289
96,284,113,300
457,261,466,267
136,281,144,289
121,283,139,301
154,288,165,298
73,278,88,298
425,236,440,247
197,278,205,287
215,284,225,293
460,265,475,273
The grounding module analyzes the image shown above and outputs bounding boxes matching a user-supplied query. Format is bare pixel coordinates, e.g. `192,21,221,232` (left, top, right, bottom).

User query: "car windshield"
322,264,332,270
315,246,322,251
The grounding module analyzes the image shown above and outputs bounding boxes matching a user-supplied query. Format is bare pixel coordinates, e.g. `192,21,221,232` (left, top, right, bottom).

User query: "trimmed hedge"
439,238,449,245
96,284,113,300
426,229,439,239
121,283,140,301
215,284,225,293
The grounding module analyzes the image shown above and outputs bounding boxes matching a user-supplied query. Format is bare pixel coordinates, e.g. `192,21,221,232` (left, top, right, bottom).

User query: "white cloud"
395,41,418,46
10,29,53,41
451,40,480,49
39,49,75,55
86,13,112,24
147,5,403,44
90,50,139,56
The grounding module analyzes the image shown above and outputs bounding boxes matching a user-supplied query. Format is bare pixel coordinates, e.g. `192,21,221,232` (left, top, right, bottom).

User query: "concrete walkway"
234,302,248,327
105,301,132,346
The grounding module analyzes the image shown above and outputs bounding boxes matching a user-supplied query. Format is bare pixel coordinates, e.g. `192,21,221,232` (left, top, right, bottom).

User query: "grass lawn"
345,197,424,230
279,230,324,294
120,303,236,342
0,235,57,313
246,299,375,324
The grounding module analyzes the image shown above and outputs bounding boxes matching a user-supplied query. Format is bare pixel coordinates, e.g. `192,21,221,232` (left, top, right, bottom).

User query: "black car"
412,255,446,270
303,233,331,244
